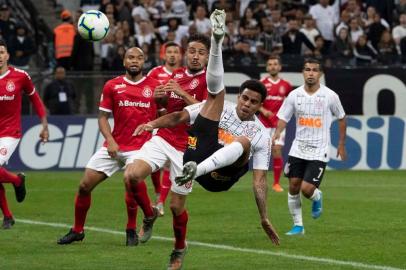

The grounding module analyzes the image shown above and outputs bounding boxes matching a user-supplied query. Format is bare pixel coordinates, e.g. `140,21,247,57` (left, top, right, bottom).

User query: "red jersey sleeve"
24,72,46,118
99,81,113,112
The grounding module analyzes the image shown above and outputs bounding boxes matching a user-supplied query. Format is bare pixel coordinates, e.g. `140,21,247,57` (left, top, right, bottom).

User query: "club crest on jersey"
189,79,199,89
279,86,286,95
142,86,152,98
6,80,15,92
0,147,7,156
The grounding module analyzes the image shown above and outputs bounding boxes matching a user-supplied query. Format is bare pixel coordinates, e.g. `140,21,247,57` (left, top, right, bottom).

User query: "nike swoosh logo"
117,90,126,94
312,178,320,182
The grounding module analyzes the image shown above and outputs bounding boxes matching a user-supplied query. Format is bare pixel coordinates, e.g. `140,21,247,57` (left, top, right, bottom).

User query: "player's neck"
0,64,9,75
165,64,180,72
125,73,143,82
304,83,320,94
269,75,279,82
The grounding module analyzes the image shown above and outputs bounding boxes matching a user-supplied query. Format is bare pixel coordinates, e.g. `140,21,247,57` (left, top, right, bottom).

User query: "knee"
78,181,92,195
170,202,184,216
124,167,143,186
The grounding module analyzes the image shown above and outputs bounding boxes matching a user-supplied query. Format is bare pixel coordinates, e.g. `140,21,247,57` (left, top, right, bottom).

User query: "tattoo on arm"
253,170,268,220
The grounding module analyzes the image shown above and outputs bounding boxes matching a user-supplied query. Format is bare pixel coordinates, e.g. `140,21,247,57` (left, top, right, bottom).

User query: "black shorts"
284,156,327,188
183,114,248,192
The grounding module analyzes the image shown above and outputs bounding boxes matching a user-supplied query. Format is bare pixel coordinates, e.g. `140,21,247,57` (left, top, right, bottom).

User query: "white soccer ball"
77,10,109,41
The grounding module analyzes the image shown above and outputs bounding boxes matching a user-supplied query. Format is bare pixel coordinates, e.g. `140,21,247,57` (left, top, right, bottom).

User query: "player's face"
186,41,208,73
165,45,182,67
303,63,322,86
236,89,263,120
124,47,145,76
266,59,281,76
0,46,9,69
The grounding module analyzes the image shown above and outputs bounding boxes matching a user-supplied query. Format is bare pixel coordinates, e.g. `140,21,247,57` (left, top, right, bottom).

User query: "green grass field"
0,170,405,270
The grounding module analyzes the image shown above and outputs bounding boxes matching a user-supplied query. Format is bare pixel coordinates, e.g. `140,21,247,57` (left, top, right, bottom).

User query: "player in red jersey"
147,41,183,216
258,56,292,193
57,47,159,246
123,34,209,263
0,40,48,229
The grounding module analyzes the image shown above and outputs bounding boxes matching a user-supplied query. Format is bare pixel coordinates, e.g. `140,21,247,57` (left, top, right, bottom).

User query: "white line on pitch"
16,218,404,270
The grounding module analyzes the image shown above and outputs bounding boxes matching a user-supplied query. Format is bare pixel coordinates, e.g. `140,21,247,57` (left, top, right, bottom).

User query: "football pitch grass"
1,170,405,270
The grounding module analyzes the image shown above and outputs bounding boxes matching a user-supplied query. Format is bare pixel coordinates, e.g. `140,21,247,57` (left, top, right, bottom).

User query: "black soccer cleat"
2,216,15,229
57,229,85,245
126,228,139,246
13,173,26,203
139,206,159,243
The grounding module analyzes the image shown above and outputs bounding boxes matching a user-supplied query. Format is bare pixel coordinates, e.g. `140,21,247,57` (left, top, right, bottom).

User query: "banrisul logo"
118,100,150,107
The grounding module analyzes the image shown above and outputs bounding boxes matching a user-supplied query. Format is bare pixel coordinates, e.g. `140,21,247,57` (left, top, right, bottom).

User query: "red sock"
132,181,153,217
158,170,171,204
73,193,91,233
0,184,12,218
273,157,283,185
125,191,138,230
151,171,162,195
173,210,188,250
0,167,20,185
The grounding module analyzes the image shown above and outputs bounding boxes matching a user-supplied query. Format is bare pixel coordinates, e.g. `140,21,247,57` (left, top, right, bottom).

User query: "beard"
126,67,142,77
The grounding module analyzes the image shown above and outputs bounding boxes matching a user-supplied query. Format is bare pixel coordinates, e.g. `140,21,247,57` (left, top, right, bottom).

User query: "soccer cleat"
210,9,226,42
285,225,305,236
139,206,159,243
272,184,284,192
156,202,164,217
57,229,85,245
126,228,139,246
311,191,323,219
13,173,26,203
175,161,197,186
167,246,188,270
2,216,15,229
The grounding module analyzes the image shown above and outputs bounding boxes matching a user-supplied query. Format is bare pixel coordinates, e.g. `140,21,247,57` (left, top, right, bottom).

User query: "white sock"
195,141,244,178
310,188,321,201
288,193,303,226
206,36,224,94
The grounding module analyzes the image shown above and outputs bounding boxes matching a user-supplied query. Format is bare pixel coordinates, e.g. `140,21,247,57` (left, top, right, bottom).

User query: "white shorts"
134,136,191,195
0,137,20,166
86,147,141,177
268,128,286,146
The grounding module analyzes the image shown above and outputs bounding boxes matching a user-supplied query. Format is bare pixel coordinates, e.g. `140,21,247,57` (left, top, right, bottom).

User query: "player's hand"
164,80,186,97
107,139,119,158
154,85,166,98
39,127,49,144
271,133,280,146
262,109,273,118
261,219,280,245
132,123,154,136
336,143,347,161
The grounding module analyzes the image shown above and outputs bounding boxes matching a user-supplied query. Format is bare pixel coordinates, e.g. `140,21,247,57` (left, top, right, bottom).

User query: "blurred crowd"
1,0,406,71
68,0,406,70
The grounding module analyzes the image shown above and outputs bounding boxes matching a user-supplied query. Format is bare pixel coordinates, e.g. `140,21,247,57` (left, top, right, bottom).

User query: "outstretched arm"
133,110,190,136
252,169,280,245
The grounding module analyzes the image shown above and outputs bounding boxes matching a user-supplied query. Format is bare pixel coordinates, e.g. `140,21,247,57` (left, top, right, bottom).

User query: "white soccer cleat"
210,9,226,42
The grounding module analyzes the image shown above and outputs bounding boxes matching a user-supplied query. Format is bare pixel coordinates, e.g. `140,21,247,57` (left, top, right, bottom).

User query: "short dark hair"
187,33,210,51
303,57,323,71
165,41,181,50
239,79,267,102
267,55,281,64
0,39,8,50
